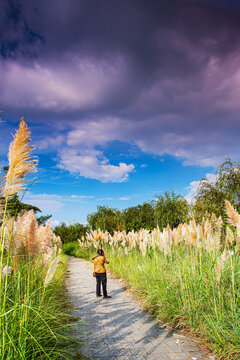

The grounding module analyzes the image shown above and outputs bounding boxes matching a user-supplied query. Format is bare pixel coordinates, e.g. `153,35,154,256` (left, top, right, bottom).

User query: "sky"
1,0,240,225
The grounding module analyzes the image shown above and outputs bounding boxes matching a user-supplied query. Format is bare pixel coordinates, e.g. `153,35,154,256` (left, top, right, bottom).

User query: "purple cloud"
1,0,240,179
0,57,128,111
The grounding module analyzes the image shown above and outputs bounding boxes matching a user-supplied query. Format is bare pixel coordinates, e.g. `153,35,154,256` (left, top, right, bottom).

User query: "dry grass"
4,116,38,197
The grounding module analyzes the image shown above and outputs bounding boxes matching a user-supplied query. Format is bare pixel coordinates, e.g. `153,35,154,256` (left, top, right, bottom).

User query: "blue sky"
1,117,214,224
1,0,239,224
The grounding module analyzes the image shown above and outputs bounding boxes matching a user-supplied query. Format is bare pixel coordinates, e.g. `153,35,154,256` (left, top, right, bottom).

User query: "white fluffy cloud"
58,148,134,182
63,114,232,170
67,117,122,147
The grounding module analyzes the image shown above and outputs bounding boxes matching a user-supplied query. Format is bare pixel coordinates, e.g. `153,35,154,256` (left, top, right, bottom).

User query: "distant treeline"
55,158,240,243
87,191,188,234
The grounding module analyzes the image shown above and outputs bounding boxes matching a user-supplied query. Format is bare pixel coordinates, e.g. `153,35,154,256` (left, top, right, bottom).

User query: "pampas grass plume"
225,200,239,227
4,117,38,197
25,210,39,257
44,255,61,287
44,221,54,248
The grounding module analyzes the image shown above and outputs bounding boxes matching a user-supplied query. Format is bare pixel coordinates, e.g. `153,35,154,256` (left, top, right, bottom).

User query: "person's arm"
103,252,110,264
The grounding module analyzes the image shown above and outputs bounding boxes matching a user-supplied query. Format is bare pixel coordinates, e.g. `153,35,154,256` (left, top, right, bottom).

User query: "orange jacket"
93,255,109,273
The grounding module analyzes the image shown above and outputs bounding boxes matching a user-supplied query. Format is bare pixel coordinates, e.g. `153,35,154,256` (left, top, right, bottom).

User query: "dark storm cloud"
2,0,240,74
0,0,44,59
1,0,240,176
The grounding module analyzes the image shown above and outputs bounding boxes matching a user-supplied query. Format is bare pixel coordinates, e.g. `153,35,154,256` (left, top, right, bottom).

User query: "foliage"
86,193,189,233
54,222,89,244
193,158,240,222
154,191,189,230
85,158,240,232
122,202,155,232
87,205,122,234
36,214,52,225
63,241,95,260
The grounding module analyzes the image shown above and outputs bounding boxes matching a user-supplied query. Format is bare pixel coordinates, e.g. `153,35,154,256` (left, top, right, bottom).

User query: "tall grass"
72,206,240,360
0,118,74,359
0,255,73,359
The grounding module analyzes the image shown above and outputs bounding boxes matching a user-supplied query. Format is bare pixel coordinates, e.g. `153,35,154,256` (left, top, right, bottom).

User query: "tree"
54,222,89,244
192,158,240,222
36,214,52,225
87,205,122,234
122,203,155,232
0,195,41,218
154,191,189,230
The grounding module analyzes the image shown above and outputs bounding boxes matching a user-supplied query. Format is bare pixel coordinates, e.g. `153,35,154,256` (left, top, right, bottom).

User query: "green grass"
63,242,96,260
65,241,240,360
0,253,80,360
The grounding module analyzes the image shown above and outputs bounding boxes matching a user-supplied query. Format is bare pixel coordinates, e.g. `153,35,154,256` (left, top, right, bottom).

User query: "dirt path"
66,256,207,360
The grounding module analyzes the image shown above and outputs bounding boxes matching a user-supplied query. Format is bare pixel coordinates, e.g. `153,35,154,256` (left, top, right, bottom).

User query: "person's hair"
97,249,104,256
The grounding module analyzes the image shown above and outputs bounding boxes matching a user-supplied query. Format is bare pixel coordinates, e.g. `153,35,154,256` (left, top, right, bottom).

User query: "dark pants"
95,272,107,297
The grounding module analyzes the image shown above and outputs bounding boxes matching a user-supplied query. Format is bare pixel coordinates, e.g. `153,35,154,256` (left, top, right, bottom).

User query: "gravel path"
67,256,207,360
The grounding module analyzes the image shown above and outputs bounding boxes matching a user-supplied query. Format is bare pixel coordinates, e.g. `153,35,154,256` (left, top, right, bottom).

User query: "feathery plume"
42,221,54,250
217,248,228,282
13,210,39,259
225,226,234,248
25,210,39,257
225,200,239,227
44,255,61,287
139,241,147,256
56,236,62,248
4,117,38,197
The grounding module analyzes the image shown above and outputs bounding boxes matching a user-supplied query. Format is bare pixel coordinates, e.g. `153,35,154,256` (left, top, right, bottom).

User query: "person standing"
93,249,111,299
